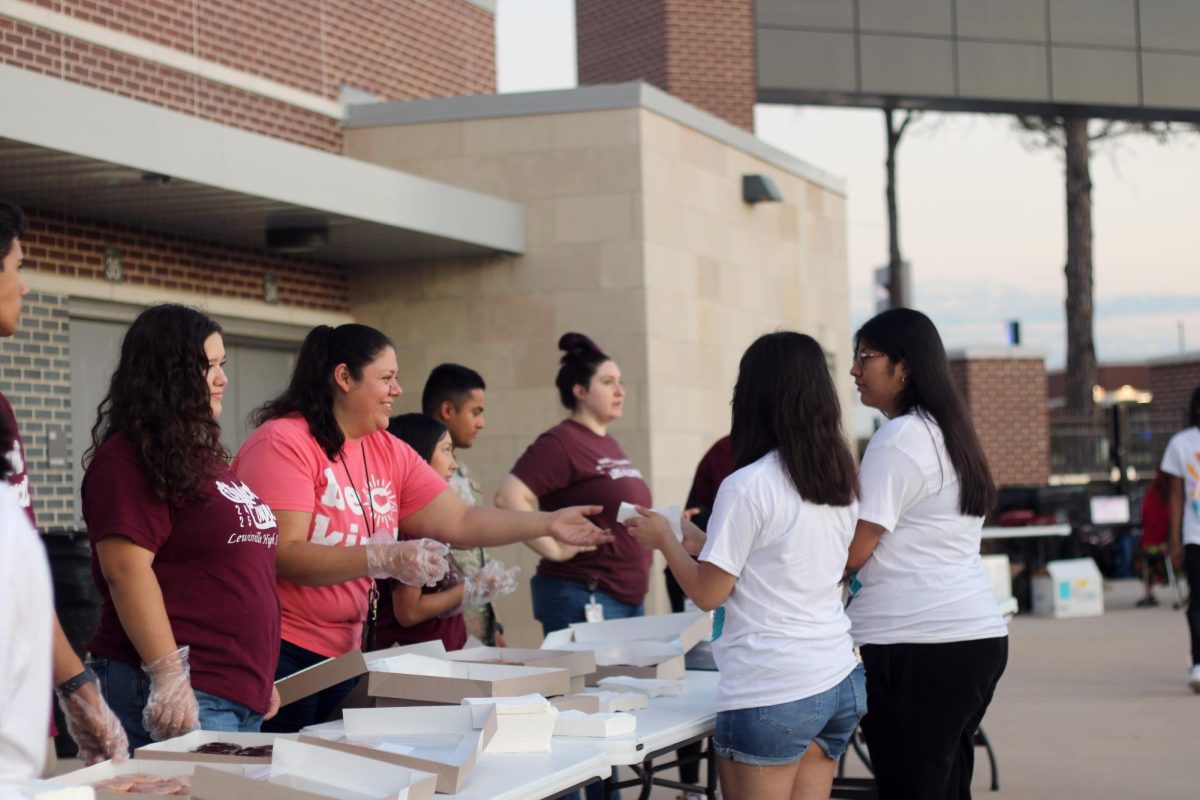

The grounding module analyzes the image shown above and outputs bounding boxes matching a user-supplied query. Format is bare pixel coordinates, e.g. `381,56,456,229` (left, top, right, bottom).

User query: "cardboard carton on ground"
1032,558,1104,619
134,731,297,764
190,738,436,800
298,705,497,794
49,757,242,799
542,611,708,684
367,653,570,704
275,640,447,709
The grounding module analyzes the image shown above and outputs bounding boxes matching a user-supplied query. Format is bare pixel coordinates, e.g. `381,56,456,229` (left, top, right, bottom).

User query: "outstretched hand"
624,505,674,551
548,506,614,547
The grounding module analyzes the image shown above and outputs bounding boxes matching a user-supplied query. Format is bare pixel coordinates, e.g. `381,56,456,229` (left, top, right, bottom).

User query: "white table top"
449,742,612,800
554,670,719,767
981,523,1071,539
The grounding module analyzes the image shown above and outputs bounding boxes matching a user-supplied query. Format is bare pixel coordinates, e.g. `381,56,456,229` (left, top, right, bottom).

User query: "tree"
1016,115,1177,421
884,109,918,309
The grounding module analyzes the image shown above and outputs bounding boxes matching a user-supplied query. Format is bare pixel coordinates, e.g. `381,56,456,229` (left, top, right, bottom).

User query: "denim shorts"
714,663,867,765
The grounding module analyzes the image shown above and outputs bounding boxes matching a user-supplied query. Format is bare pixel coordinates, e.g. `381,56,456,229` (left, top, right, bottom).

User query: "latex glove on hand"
55,670,130,765
547,506,613,548
463,560,520,607
366,536,450,587
141,647,200,742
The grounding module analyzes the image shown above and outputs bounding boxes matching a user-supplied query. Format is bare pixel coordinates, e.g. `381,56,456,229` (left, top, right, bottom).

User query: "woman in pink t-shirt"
83,304,282,748
374,414,518,651
233,323,610,732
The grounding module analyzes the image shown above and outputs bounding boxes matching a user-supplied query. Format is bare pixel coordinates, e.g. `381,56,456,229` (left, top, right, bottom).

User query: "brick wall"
22,208,349,313
1149,357,1200,460
1,1,496,151
949,356,1051,488
1,291,74,529
577,0,756,130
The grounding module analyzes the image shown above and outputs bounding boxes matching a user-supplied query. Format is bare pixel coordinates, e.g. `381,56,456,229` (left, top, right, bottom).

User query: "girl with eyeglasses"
846,308,1008,799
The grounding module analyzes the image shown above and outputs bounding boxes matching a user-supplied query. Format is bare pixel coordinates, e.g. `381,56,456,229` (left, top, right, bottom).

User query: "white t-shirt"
848,413,1008,646
0,482,52,800
1161,427,1200,547
700,451,859,713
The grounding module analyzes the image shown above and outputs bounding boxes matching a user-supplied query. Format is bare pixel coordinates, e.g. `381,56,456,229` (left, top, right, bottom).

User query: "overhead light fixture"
742,174,783,204
265,224,328,255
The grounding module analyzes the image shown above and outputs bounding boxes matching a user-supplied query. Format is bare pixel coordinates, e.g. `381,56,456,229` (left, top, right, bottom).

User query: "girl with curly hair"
82,304,282,747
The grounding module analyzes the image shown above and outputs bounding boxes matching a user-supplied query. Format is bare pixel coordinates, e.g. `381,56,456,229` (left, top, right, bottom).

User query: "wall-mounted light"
141,171,171,186
103,247,123,283
262,273,280,305
742,174,783,204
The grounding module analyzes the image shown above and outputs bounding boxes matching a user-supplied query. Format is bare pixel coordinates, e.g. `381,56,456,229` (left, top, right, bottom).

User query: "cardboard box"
190,739,436,800
550,691,648,714
275,640,447,708
444,646,595,684
461,696,558,754
553,710,637,738
134,731,297,764
367,653,571,704
1032,558,1104,618
298,705,497,794
541,611,708,684
50,757,241,799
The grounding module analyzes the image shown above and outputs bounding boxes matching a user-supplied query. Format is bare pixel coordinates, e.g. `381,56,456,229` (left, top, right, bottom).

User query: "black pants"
860,637,1008,800
1186,545,1200,665
261,640,357,733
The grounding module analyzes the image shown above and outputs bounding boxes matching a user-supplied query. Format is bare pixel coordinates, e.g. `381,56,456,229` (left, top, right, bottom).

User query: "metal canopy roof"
0,65,525,265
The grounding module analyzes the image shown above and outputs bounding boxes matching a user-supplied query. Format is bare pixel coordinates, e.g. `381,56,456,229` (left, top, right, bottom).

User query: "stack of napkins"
551,690,649,713
553,710,636,738
597,676,685,697
461,694,558,753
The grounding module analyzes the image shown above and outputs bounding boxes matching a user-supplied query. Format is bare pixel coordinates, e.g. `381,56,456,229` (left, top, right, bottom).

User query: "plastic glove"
457,560,520,611
366,536,450,587
141,647,200,742
55,673,130,765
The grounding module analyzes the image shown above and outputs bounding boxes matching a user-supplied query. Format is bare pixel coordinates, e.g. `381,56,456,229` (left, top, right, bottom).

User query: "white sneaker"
1189,665,1200,693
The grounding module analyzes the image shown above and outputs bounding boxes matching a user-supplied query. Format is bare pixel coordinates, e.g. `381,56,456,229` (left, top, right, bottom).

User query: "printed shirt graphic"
511,419,653,605
0,393,34,527
1161,426,1200,547
233,415,447,657
83,434,281,713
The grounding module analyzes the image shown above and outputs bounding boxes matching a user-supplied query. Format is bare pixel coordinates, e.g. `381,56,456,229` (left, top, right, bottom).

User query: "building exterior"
1,2,850,638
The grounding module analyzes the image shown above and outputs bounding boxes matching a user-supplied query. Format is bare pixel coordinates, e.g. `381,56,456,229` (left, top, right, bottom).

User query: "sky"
494,0,1200,372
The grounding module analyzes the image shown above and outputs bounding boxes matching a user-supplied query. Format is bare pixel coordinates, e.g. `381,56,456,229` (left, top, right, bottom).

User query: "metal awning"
0,65,525,264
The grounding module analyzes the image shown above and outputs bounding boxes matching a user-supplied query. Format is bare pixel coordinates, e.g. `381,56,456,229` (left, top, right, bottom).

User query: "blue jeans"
530,574,644,636
261,640,358,733
715,664,867,765
90,657,263,749
531,575,641,800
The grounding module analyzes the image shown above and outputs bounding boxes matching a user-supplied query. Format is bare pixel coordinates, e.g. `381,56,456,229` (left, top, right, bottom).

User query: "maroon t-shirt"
83,435,281,713
373,575,467,652
512,419,653,605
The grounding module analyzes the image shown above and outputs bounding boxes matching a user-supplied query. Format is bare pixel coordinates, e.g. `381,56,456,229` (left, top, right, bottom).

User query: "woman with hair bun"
83,304,281,747
234,324,609,732
496,332,654,635
846,307,1007,799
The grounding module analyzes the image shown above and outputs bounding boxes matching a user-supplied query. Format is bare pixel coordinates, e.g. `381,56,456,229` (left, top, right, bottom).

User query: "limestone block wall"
345,103,848,644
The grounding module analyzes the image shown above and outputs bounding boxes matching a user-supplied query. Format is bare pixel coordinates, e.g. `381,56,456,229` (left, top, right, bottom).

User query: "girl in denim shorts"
629,332,865,800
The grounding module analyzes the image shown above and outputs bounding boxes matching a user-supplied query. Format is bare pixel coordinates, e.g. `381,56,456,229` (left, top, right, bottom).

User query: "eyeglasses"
852,350,886,368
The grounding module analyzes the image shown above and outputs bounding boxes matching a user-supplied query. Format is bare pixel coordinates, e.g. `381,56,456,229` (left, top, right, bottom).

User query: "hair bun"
558,332,604,358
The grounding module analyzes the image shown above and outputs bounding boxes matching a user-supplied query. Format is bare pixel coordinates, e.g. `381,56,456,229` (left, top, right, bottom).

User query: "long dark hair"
555,332,609,410
0,402,14,481
253,323,393,459
855,308,996,516
730,331,858,506
1189,385,1200,428
387,413,447,464
84,304,226,505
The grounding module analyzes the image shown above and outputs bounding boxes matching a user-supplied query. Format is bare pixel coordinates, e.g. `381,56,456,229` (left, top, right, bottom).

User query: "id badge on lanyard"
584,577,604,622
